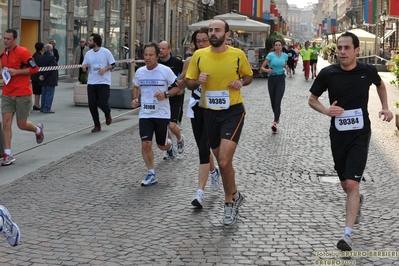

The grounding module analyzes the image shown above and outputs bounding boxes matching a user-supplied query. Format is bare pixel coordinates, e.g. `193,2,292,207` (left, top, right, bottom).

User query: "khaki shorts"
1,95,32,119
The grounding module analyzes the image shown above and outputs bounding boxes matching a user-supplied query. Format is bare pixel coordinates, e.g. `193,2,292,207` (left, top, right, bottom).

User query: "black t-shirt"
285,50,296,62
309,62,381,132
158,56,183,102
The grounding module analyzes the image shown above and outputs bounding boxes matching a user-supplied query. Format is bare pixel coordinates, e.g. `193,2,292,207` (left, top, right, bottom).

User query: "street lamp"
380,10,388,59
202,0,215,20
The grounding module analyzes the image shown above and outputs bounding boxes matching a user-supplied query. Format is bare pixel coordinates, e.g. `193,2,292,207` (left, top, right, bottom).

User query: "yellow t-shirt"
185,46,253,109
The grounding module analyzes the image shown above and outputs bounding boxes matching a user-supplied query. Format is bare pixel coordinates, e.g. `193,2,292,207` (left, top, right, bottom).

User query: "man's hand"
131,98,139,108
328,100,344,117
198,73,209,84
379,109,393,122
82,64,88,72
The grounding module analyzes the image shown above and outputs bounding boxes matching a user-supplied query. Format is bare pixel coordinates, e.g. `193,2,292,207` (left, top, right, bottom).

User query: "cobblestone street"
0,59,398,265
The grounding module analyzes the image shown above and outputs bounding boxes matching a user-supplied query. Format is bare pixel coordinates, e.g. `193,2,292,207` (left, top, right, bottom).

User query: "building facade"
0,0,238,76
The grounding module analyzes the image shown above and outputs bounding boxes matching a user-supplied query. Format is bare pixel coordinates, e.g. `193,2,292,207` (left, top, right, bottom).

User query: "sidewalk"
0,69,139,186
0,60,398,265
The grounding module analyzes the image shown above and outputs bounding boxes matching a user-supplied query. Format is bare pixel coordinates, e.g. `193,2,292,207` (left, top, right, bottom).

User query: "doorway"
21,20,40,55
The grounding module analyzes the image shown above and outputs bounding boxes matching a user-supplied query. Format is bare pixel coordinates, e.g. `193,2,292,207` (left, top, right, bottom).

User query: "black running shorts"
139,118,170,146
204,103,246,149
330,130,371,182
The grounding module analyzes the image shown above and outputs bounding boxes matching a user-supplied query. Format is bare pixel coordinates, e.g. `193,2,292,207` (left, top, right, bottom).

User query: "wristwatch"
239,78,245,85
164,91,170,98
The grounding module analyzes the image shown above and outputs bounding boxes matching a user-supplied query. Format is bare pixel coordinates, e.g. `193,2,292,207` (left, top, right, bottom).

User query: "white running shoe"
141,172,158,186
0,205,21,246
210,166,221,191
191,191,204,208
177,134,185,154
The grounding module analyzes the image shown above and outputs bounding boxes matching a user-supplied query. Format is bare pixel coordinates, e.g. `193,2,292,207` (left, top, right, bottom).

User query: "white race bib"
335,108,364,131
141,95,159,113
205,90,230,110
2,67,11,85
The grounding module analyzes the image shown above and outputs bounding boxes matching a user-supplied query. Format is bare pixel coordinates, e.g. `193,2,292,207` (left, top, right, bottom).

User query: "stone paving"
0,59,398,265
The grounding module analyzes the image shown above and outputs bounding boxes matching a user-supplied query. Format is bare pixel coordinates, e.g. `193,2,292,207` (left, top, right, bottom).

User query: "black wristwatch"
164,91,170,98
239,78,245,85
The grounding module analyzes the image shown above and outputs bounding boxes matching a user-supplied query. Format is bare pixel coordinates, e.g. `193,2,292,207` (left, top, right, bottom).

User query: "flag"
364,0,377,24
389,0,399,17
240,0,253,16
330,11,337,32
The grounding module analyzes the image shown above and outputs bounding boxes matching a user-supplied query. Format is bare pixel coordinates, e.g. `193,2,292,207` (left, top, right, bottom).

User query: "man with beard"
184,19,253,225
82,33,115,133
158,41,184,159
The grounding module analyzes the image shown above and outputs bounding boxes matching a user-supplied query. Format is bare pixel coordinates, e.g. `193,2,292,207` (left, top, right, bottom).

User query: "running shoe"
210,166,221,191
233,192,245,213
0,205,21,246
337,234,352,251
271,122,278,133
191,191,204,208
141,172,158,186
36,123,44,144
177,134,185,154
355,194,364,224
166,144,176,160
1,154,15,166
223,203,237,226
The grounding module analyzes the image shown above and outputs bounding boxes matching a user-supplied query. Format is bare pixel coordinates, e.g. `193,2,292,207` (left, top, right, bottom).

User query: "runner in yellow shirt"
185,19,253,226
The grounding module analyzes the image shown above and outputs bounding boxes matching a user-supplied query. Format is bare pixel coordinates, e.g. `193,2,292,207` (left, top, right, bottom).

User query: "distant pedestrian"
0,205,21,246
178,27,221,208
73,38,89,82
49,40,59,64
185,19,253,225
31,42,44,111
299,41,312,81
82,33,115,133
38,44,58,113
131,42,180,186
260,39,289,133
285,45,296,76
309,41,320,78
0,29,44,166
308,31,393,251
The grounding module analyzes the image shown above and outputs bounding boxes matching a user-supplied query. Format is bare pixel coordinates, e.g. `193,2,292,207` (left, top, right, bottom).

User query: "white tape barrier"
38,58,142,72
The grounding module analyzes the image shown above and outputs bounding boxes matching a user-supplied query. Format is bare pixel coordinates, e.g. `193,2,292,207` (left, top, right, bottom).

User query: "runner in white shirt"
131,42,181,186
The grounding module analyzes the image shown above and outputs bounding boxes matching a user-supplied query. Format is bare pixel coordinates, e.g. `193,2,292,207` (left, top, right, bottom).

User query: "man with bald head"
158,41,185,159
185,19,253,225
73,38,89,81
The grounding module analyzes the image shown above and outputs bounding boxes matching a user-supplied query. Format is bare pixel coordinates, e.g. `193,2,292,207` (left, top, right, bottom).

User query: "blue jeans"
41,86,55,112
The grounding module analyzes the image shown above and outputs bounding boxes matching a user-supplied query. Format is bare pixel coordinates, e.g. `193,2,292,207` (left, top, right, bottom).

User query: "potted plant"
119,71,127,86
73,73,88,106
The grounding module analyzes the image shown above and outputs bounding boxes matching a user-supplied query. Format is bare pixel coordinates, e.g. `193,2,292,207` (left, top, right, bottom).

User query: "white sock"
35,127,41,135
197,189,204,195
344,227,353,235
148,169,155,174
4,149,11,155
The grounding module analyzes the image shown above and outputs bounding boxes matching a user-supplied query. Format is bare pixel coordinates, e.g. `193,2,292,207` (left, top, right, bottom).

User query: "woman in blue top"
260,39,289,133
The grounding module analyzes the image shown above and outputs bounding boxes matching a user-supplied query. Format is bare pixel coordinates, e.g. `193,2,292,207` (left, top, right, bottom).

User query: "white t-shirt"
82,47,115,85
133,64,177,119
